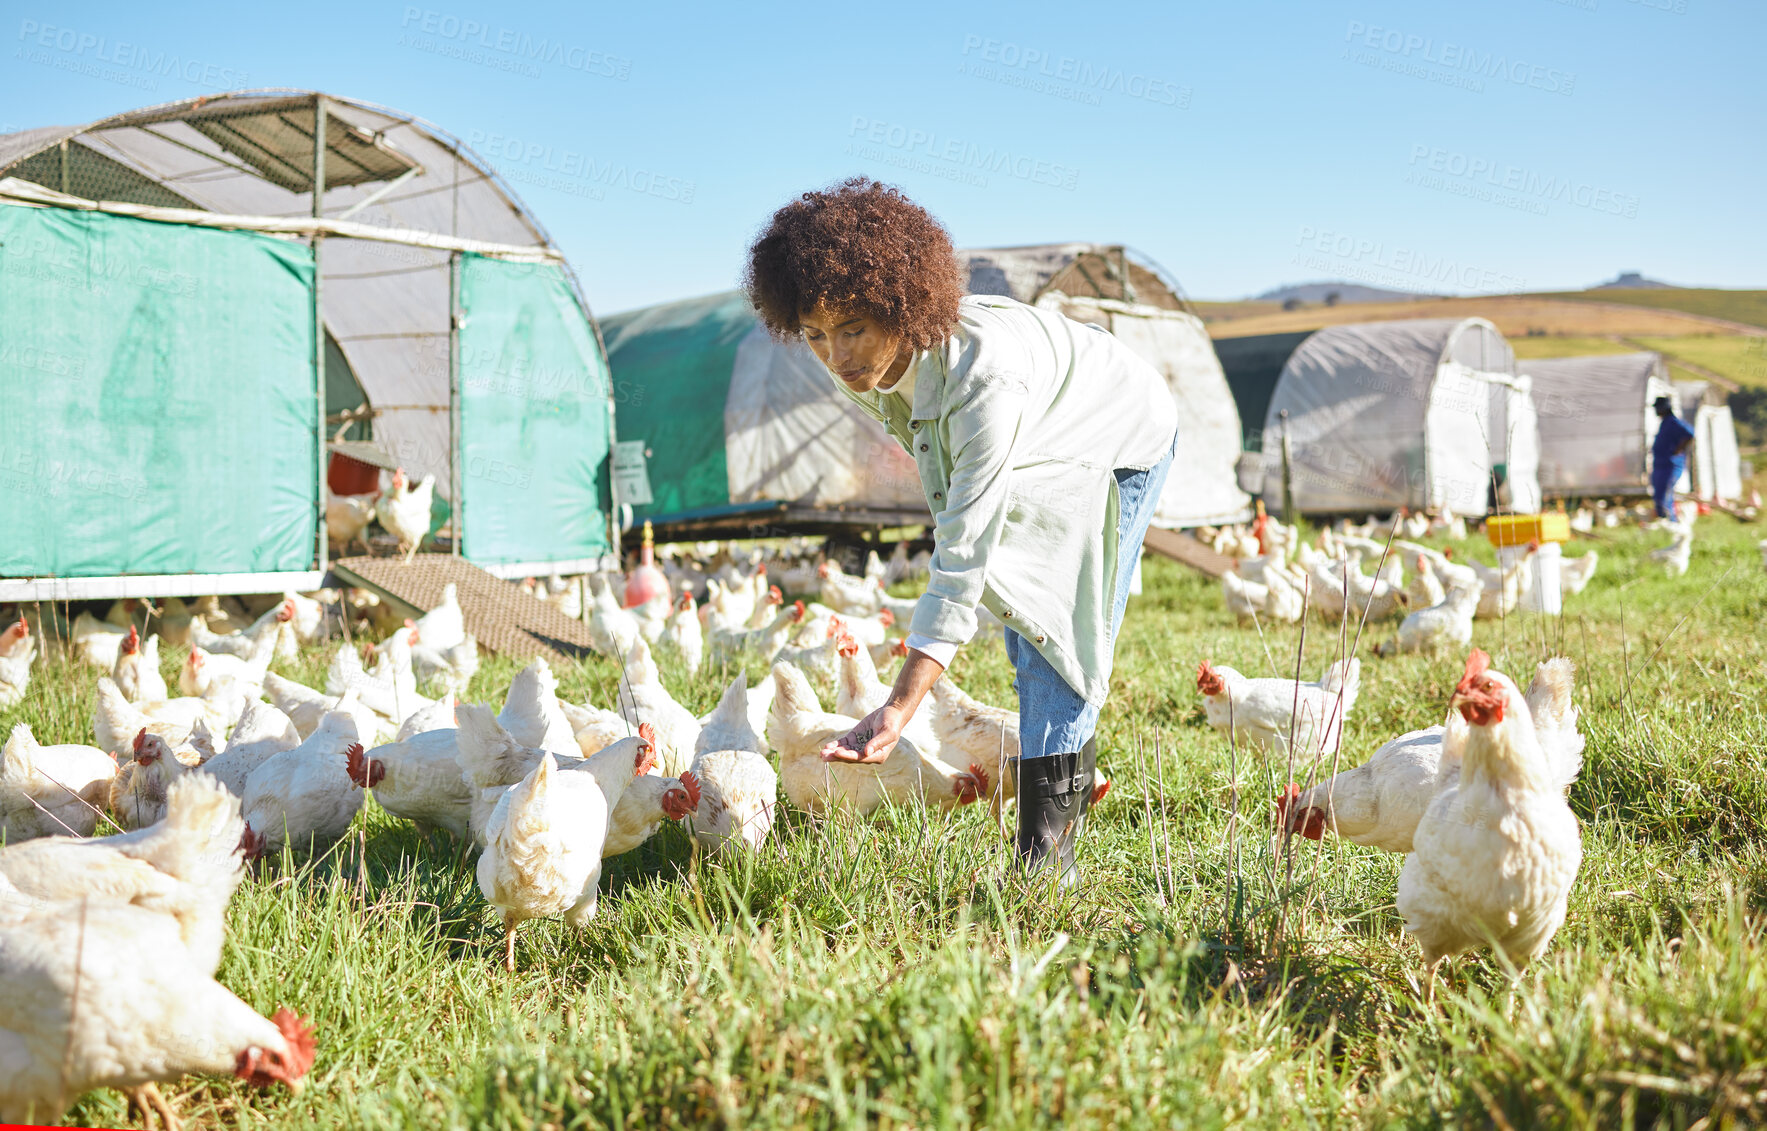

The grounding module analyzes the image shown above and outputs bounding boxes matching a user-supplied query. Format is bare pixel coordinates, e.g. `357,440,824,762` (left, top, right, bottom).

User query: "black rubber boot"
1013,737,1097,889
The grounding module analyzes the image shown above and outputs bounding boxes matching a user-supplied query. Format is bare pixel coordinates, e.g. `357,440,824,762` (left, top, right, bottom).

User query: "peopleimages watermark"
1406,145,1639,219
957,34,1189,109
466,129,696,204
1291,226,1527,294
1341,20,1575,96
15,19,249,93
845,117,1079,192
396,9,630,80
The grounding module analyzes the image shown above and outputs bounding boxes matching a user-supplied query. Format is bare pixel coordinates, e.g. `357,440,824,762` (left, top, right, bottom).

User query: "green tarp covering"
600,290,754,519
457,254,612,565
0,204,317,578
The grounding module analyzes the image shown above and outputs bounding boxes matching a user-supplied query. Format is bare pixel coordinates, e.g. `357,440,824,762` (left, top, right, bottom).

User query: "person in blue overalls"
1649,395,1694,521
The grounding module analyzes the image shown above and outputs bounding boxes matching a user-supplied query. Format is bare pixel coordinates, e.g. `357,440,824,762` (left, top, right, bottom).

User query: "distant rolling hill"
1254,281,1436,304
1589,271,1678,289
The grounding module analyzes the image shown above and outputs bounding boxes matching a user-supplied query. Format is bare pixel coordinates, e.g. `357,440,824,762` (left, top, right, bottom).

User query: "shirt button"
932,491,942,500
910,421,920,431
1002,609,1013,618
1036,634,1046,644
918,443,928,452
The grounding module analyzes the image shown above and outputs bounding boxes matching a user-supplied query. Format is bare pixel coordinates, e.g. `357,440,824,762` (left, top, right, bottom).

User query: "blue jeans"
1007,433,1177,760
1651,460,1681,520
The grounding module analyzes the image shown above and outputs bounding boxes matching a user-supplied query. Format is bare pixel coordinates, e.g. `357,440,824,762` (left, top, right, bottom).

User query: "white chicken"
413,582,467,651
0,895,315,1127
326,625,428,731
190,597,295,661
1381,578,1483,656
766,663,983,816
1,723,116,841
70,610,129,670
1281,657,1585,853
238,710,366,860
1194,657,1361,760
109,730,203,832
474,729,657,970
661,591,704,673
376,467,436,563
833,633,941,758
685,673,778,851
1474,543,1537,619
615,637,702,778
91,676,210,756
706,599,807,668
817,560,885,616
1,772,246,976
0,613,35,708
349,726,475,840
112,625,168,703
498,658,579,754
1560,550,1600,596
1397,650,1584,980
587,572,642,659
327,491,378,554
1404,553,1446,611
180,627,278,699
199,700,302,798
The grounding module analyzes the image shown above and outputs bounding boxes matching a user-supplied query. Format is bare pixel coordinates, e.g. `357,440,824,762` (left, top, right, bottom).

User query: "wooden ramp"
331,554,598,663
1141,527,1235,579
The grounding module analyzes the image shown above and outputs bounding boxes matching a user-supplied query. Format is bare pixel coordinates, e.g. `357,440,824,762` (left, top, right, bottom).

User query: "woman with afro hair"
744,179,1177,887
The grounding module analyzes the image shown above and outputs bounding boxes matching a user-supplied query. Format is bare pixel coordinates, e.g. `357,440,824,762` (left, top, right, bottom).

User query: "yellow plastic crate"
1486,512,1571,547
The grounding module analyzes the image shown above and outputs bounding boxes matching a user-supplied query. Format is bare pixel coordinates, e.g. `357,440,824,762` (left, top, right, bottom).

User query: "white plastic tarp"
1523,353,1670,496
1041,295,1252,528
723,325,923,509
1497,376,1543,513
1260,318,1516,514
1691,405,1744,502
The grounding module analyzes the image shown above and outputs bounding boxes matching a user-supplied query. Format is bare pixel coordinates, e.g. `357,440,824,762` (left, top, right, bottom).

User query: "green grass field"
1631,335,1767,390
1540,289,1767,332
8,517,1767,1129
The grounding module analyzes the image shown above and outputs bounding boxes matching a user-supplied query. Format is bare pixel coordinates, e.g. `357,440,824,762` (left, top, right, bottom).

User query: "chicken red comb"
276,599,296,622
8,615,26,637
677,591,694,610
1196,660,1226,697
891,638,909,656
236,1007,317,1089
1459,649,1492,685
678,769,701,811
345,744,382,788
132,728,149,756
817,561,832,577
836,633,859,658
122,624,140,653
791,600,806,622
768,585,783,604
238,824,265,862
879,609,895,627
1091,777,1112,806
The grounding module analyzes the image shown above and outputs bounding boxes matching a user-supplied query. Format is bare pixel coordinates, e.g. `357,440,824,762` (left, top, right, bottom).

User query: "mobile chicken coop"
601,243,1249,540
0,89,615,601
1519,352,1675,499
1219,317,1541,516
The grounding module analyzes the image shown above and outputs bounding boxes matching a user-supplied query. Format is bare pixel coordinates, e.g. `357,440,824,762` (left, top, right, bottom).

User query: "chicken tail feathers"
1525,657,1585,791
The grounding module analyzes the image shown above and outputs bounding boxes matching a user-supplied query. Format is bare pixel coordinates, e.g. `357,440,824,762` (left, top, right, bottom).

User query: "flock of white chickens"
0,540,1058,1125
0,494,1753,1125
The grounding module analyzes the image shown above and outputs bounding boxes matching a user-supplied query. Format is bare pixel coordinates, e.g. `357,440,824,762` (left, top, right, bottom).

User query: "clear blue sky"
5,0,1762,314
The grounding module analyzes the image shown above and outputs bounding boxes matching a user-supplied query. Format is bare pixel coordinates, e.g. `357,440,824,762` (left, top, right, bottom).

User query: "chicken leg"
503,921,518,973
125,1082,183,1131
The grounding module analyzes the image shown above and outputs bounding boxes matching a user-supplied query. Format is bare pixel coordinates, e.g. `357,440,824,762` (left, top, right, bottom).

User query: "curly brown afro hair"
743,178,967,351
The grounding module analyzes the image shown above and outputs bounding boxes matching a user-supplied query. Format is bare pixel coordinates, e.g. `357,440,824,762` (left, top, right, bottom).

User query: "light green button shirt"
836,295,1177,705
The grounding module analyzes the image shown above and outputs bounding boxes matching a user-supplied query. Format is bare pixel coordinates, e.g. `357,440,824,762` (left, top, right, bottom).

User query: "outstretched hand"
821,704,904,765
